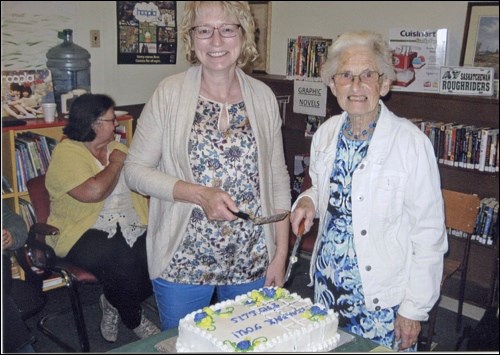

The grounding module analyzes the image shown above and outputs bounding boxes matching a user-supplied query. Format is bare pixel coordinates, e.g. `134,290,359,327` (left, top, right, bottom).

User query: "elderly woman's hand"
290,197,316,236
394,314,421,350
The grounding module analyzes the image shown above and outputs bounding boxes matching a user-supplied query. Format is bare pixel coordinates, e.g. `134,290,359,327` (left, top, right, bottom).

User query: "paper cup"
42,103,57,123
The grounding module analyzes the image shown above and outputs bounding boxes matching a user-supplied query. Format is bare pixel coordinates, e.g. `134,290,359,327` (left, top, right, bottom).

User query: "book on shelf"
14,132,57,192
473,197,499,247
410,118,499,172
12,256,66,291
1,69,55,119
286,36,332,81
42,273,66,291
11,255,22,280
2,175,14,194
292,153,310,203
19,198,36,229
305,115,323,138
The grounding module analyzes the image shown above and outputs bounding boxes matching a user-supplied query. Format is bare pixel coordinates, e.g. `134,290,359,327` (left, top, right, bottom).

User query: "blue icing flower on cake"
223,337,268,352
302,305,328,321
194,306,235,330
245,287,290,306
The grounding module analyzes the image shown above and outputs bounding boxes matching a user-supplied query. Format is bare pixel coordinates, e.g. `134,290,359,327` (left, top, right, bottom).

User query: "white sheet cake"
176,287,339,352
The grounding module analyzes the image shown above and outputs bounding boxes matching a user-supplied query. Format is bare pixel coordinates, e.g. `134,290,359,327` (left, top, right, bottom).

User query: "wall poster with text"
117,1,177,65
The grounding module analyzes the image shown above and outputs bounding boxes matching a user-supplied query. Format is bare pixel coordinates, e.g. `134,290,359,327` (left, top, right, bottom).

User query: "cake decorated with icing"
176,287,339,352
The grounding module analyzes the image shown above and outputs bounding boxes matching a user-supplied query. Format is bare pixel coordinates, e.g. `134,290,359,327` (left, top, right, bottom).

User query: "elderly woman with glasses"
124,1,290,330
45,93,160,342
290,31,447,351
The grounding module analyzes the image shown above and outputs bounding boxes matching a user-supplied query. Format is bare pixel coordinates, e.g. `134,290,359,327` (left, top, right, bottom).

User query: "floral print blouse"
162,97,268,284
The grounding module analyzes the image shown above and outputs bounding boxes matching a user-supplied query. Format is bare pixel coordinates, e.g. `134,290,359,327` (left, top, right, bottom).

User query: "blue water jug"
46,29,91,113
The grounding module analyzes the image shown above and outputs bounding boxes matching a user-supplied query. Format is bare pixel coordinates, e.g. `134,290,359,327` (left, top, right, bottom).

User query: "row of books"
19,198,36,229
410,119,499,173
448,197,499,247
14,132,57,192
286,36,332,81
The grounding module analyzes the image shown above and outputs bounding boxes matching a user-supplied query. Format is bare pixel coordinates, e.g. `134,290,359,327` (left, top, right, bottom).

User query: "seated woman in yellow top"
45,93,159,342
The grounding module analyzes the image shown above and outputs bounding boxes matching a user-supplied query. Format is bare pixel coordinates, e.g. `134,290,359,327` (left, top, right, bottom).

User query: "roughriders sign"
439,66,494,96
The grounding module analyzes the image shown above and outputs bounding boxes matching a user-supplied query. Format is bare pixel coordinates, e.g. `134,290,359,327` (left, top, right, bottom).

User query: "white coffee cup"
42,103,57,123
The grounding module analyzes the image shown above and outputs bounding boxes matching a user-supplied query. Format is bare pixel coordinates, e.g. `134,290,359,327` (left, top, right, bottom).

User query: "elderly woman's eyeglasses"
190,24,241,39
332,70,384,85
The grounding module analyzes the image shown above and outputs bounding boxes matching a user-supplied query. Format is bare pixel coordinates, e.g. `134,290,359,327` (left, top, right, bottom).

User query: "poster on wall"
116,1,177,65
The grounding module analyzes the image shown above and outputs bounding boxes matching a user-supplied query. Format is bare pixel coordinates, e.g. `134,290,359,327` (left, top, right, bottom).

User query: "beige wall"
1,1,470,106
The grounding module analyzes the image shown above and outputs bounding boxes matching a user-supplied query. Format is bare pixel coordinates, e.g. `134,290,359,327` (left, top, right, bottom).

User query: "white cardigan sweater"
124,66,291,279
293,101,448,321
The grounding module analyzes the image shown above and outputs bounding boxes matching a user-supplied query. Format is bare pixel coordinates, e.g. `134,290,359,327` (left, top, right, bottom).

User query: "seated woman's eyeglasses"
99,115,117,123
332,70,384,85
190,24,241,39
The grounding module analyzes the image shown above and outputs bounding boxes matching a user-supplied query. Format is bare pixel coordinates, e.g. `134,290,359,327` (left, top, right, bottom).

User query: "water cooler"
46,29,91,113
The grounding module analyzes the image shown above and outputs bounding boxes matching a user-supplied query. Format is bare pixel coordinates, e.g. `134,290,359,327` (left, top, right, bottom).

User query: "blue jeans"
153,278,265,331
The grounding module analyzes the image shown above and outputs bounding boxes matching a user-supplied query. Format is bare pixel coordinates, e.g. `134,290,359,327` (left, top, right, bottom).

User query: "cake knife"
232,210,289,225
284,220,305,283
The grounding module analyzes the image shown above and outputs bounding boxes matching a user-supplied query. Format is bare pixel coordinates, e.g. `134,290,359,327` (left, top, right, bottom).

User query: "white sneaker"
133,311,160,339
99,294,119,342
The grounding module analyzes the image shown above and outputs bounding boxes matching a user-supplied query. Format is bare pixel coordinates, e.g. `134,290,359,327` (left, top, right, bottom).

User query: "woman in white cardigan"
124,1,290,331
290,31,447,351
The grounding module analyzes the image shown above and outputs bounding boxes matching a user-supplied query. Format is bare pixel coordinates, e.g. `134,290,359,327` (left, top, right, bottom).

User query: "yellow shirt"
45,139,148,257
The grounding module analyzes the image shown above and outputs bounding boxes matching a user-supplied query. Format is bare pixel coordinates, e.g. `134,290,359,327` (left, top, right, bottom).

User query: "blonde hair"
320,30,396,86
180,1,259,67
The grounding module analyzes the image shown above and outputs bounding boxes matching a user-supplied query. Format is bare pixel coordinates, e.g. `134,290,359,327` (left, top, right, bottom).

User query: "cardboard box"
389,28,448,93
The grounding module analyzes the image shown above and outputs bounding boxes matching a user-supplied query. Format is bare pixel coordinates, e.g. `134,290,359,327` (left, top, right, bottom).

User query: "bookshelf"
2,114,134,216
253,73,499,307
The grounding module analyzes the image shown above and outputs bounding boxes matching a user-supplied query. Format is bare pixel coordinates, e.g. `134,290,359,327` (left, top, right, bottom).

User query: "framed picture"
249,1,272,73
460,2,499,81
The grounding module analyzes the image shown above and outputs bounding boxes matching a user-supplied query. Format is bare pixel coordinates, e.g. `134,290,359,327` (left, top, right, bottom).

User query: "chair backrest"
26,175,50,224
442,189,481,234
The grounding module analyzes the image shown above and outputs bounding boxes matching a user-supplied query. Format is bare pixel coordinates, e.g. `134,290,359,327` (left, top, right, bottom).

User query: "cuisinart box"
389,28,448,93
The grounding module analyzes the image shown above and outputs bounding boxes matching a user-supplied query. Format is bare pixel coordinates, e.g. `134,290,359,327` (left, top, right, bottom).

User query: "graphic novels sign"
117,1,177,65
439,66,494,96
293,80,327,117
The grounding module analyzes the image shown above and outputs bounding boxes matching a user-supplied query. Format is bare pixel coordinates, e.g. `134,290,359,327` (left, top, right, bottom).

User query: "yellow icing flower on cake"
274,288,287,300
248,290,265,305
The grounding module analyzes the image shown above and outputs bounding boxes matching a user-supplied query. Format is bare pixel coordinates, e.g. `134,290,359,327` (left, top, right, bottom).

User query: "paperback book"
1,69,55,119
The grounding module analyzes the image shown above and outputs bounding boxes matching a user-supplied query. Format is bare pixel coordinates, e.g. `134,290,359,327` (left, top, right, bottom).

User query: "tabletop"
109,328,389,353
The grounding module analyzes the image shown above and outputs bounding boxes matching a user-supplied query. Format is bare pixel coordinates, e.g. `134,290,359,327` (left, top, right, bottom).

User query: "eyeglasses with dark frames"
190,24,241,39
332,70,384,85
98,115,117,123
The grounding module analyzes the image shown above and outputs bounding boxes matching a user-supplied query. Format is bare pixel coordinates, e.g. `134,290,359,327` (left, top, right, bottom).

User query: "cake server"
232,210,289,225
284,220,305,283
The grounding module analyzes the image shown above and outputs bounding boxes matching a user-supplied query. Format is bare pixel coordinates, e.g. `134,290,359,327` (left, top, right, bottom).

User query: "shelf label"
439,66,494,96
293,80,327,117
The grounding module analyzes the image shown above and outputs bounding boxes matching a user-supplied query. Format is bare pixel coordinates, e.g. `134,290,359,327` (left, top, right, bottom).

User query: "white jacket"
293,101,447,321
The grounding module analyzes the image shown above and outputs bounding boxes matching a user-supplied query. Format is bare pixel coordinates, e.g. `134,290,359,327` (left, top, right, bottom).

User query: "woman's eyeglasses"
332,70,384,85
98,115,117,124
190,24,241,39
